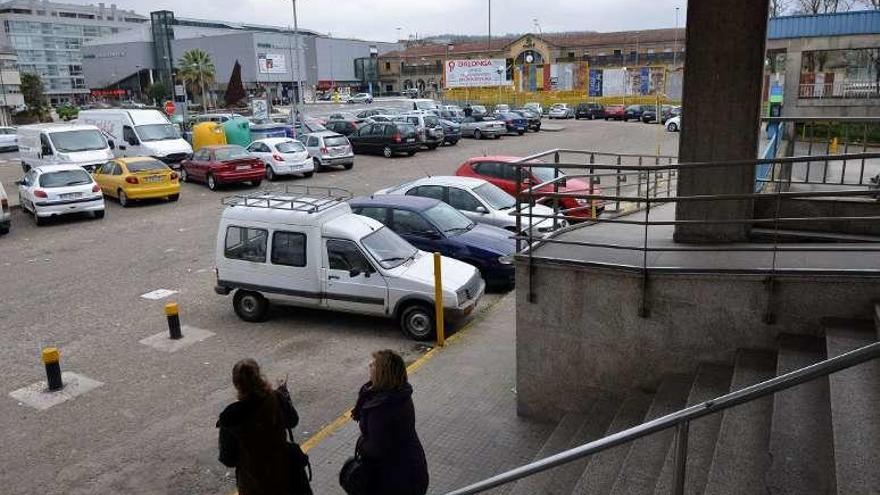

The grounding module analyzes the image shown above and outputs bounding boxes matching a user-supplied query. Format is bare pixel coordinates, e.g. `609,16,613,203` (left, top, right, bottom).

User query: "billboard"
258,53,287,74
445,59,509,88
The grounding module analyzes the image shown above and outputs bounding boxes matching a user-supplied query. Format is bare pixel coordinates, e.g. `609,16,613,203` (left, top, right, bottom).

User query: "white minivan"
214,187,484,340
18,123,114,173
78,109,193,167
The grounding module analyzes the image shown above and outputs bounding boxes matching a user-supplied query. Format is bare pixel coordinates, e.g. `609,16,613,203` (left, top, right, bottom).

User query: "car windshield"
213,146,250,161
424,202,475,235
324,136,349,147
276,141,306,153
473,182,516,210
50,130,107,152
39,169,92,188
361,227,418,269
127,159,169,172
530,164,566,184
136,124,179,142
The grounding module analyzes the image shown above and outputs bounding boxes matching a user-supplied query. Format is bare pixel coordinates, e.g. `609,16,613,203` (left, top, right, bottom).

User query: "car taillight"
273,153,285,162
92,184,101,193
393,133,401,143
125,176,139,184
34,189,48,198
170,172,179,181
320,147,329,155
1,198,7,212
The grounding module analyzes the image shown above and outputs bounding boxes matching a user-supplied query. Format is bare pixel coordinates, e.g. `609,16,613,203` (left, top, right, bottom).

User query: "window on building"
613,49,622,56
567,51,575,59
385,84,392,92
385,61,391,70
58,12,76,18
647,48,655,54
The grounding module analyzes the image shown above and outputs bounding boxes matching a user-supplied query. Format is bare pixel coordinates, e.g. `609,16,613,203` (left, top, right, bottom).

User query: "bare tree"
769,0,791,17
792,0,855,13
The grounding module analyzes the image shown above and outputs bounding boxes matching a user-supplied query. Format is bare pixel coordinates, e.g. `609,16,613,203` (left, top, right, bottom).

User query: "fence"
798,79,880,99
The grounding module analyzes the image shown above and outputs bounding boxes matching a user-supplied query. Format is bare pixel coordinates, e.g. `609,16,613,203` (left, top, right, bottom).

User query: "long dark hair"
371,350,408,391
232,358,272,400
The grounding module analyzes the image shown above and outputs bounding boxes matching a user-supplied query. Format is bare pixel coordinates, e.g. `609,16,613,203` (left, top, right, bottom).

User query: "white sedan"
665,116,681,132
347,93,373,104
0,126,16,151
548,104,574,119
246,138,314,181
17,164,104,225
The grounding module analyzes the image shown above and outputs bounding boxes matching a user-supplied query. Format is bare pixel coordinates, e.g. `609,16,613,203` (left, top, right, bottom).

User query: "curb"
540,125,566,132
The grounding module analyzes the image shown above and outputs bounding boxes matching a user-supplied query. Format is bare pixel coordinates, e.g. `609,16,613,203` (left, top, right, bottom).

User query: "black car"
640,105,675,124
623,105,648,122
494,112,528,135
439,119,461,145
575,103,605,120
347,122,421,158
324,119,361,136
510,109,542,132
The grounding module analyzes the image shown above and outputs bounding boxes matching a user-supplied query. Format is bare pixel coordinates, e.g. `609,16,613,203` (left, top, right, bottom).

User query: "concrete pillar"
782,48,802,115
674,0,770,243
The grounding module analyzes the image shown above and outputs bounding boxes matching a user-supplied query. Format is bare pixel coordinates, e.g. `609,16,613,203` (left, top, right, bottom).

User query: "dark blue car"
495,112,527,135
350,195,516,287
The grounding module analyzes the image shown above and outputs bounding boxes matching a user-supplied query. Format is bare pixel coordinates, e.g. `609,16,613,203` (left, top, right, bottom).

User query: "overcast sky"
100,0,687,42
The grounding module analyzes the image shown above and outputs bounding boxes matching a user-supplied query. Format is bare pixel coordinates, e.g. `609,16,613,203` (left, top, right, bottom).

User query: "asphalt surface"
0,118,678,495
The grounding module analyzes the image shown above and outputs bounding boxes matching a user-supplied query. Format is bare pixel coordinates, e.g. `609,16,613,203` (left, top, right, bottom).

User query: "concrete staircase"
497,305,880,495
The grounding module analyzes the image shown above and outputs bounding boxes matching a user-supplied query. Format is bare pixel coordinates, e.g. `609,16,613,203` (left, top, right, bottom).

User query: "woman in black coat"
351,349,429,495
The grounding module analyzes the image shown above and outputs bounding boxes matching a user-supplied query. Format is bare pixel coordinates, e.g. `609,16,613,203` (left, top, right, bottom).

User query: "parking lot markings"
138,325,215,353
9,372,104,411
140,289,178,300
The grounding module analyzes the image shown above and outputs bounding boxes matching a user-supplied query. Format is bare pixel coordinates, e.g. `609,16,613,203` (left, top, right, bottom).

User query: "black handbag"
285,427,313,495
339,437,371,495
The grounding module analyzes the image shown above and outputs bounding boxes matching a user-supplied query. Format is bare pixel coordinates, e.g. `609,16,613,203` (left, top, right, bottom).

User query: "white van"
18,123,113,173
214,187,484,340
78,109,192,167
0,181,10,235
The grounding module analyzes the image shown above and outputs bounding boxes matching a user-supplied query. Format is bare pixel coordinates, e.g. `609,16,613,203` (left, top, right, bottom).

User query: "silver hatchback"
301,131,354,171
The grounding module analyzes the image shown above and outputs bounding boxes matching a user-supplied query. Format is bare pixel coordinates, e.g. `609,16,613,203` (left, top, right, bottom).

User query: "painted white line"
139,325,215,353
10,372,104,410
140,289,178,300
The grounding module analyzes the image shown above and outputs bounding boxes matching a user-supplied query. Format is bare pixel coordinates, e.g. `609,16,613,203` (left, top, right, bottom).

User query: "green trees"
177,49,216,112
20,72,49,122
146,82,169,106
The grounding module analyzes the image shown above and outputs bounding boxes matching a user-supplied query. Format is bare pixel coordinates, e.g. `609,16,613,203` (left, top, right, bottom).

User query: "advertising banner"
444,59,509,88
589,69,603,97
640,67,650,95
258,53,287,74
602,68,627,96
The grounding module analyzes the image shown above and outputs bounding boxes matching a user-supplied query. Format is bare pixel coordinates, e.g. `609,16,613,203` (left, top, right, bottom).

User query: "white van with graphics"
78,109,192,167
213,187,484,340
18,123,113,173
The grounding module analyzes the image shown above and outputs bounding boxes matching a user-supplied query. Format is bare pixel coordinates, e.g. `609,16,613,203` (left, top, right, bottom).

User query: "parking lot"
0,117,678,494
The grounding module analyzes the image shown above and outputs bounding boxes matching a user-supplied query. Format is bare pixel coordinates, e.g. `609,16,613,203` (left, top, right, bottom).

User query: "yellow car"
93,157,180,207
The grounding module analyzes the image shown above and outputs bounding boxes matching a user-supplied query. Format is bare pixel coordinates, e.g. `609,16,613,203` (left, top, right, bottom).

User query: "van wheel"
343,163,354,170
382,146,394,158
118,189,129,207
407,150,416,156
473,129,482,140
207,174,218,191
33,210,45,226
168,194,180,202
93,210,105,219
399,303,435,341
233,290,269,322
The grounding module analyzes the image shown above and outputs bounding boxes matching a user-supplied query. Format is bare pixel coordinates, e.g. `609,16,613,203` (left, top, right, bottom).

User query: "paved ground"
0,119,678,494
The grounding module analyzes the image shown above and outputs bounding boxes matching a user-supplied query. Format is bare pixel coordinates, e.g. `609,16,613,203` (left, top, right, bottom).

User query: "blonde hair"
371,350,407,391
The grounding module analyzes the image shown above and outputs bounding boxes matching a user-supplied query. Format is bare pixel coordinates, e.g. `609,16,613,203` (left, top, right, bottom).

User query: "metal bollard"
165,302,183,340
42,347,63,391
433,252,445,347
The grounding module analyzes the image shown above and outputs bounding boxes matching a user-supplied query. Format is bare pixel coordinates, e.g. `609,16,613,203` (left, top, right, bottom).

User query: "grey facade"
0,0,146,103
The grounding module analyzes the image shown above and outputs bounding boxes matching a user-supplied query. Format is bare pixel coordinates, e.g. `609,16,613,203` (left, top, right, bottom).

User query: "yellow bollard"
42,347,63,391
433,252,445,347
830,137,839,154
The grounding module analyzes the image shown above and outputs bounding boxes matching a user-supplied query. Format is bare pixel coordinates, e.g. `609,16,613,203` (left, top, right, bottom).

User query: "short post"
433,252,445,347
42,347,63,391
165,302,182,340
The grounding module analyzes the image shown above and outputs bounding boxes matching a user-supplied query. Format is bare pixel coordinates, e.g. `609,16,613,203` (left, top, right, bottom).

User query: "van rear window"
225,226,267,262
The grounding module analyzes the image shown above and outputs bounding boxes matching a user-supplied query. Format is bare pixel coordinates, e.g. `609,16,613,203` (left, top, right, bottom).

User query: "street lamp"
672,7,680,69
444,42,454,100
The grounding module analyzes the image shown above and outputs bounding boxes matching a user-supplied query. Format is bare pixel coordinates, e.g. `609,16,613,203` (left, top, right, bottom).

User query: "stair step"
508,396,619,495
825,323,880,495
569,391,653,495
653,363,734,495
767,334,836,495
608,374,694,495
703,349,776,495
749,227,880,243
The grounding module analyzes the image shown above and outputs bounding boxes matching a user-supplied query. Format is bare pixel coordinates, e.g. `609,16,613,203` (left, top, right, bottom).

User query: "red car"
180,145,265,191
604,105,626,121
455,155,604,220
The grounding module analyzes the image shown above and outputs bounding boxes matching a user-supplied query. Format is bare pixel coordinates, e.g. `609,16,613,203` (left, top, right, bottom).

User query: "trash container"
192,122,227,151
223,117,251,147
250,122,289,141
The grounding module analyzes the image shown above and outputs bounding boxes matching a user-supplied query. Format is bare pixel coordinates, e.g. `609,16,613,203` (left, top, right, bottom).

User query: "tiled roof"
380,28,686,59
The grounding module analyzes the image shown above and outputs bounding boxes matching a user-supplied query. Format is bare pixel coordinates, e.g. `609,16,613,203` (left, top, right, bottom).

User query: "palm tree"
177,49,216,112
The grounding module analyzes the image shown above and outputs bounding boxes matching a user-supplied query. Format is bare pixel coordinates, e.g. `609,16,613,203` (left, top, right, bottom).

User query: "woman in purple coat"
351,349,429,495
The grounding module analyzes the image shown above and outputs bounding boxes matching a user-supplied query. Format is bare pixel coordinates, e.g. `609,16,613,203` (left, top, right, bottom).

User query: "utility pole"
135,64,142,103
487,0,491,50
291,0,304,133
672,7,680,69
287,22,296,126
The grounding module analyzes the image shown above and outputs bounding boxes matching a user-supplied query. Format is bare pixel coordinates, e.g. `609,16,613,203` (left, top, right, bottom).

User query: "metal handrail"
442,339,880,495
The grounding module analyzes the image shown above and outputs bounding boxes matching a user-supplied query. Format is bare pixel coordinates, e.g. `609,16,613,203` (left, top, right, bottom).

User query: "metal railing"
442,337,880,495
798,80,880,99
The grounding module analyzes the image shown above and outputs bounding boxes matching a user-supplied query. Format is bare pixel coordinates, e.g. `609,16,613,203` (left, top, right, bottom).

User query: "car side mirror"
475,205,488,214
107,140,115,150
41,146,52,156
127,137,139,146
349,268,363,278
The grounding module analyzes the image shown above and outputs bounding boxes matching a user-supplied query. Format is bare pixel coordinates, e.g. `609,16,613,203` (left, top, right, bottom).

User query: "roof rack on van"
221,185,352,213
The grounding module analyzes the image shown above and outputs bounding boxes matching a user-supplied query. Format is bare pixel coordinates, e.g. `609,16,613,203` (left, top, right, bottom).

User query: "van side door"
262,229,322,307
322,238,388,316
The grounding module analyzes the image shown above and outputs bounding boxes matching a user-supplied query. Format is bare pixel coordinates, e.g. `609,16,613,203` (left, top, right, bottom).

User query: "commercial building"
0,46,23,124
81,11,397,106
0,0,146,105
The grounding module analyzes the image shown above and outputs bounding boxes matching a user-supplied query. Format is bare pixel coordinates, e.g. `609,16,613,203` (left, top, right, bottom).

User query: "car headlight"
498,255,514,265
575,198,589,206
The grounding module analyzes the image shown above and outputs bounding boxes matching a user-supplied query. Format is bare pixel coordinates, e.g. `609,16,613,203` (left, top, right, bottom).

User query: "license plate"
60,192,82,199
235,165,250,170
144,176,163,183
406,138,415,142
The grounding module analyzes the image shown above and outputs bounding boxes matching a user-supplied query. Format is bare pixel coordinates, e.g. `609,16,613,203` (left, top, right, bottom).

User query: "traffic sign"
164,100,176,115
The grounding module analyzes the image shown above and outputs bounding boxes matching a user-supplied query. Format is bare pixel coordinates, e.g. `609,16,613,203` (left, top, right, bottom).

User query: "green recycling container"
222,117,251,147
